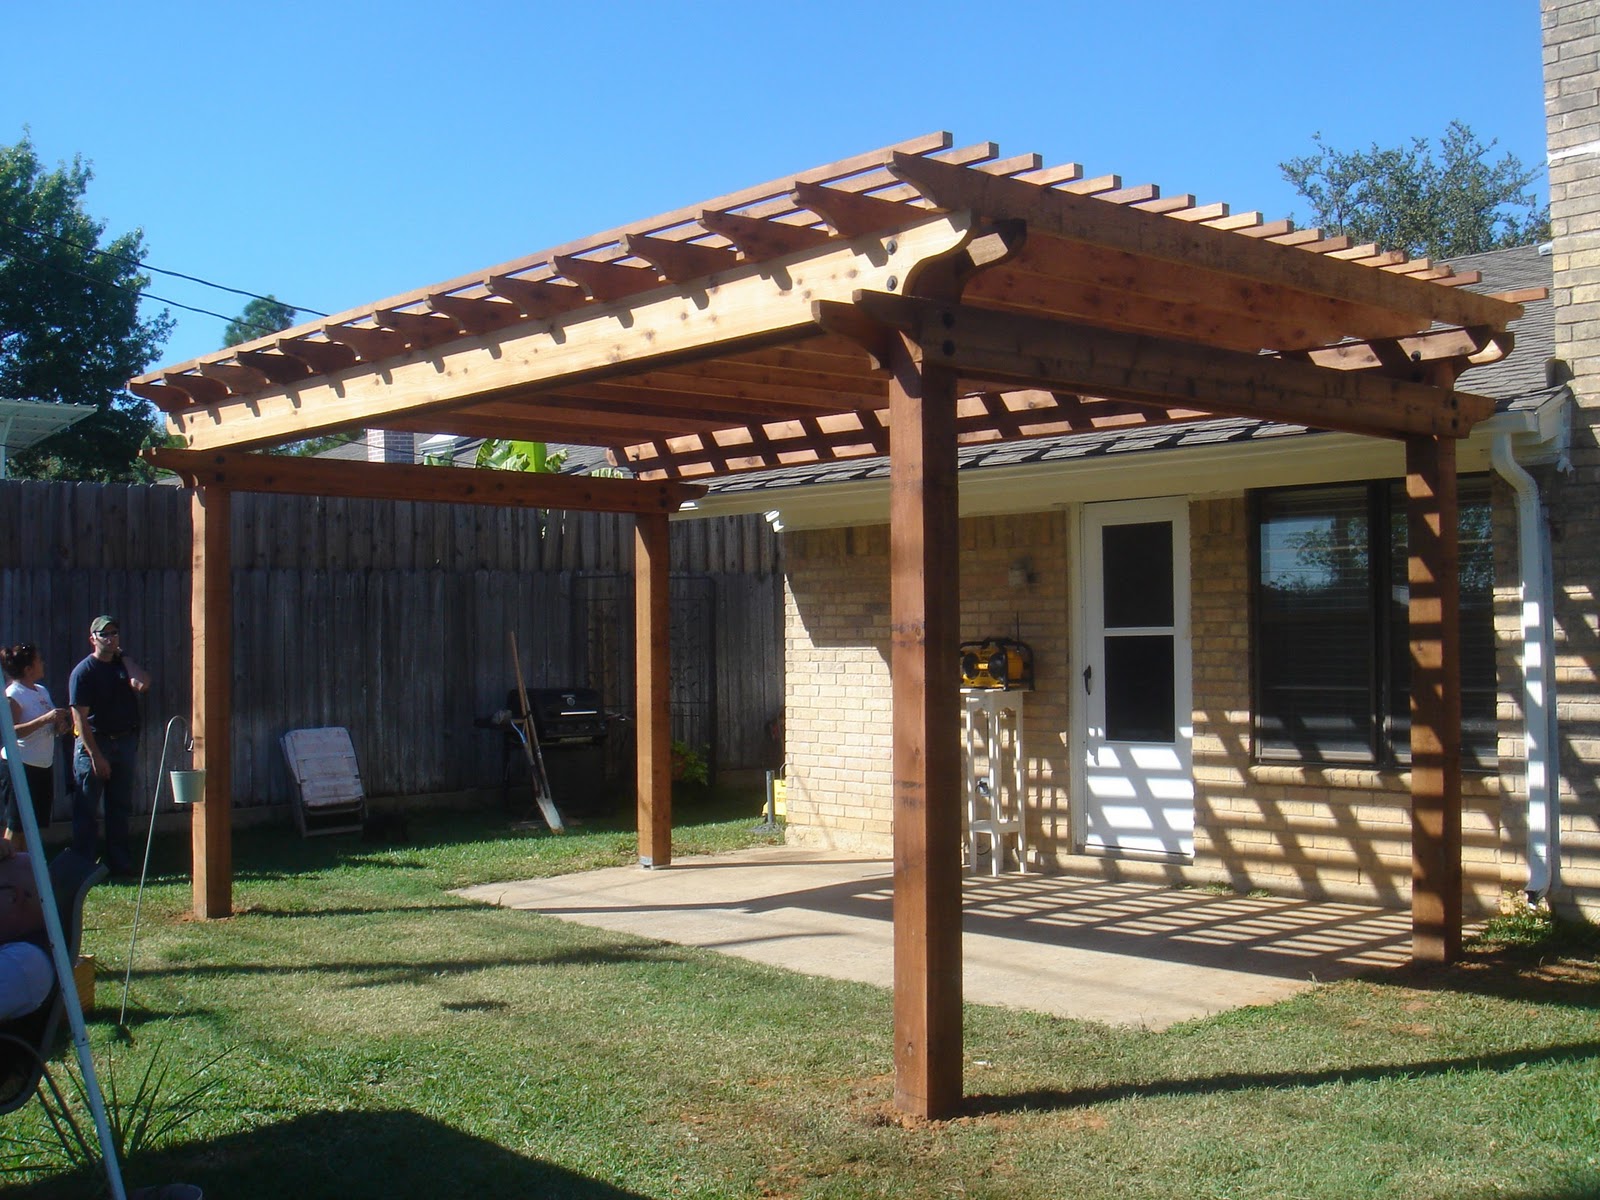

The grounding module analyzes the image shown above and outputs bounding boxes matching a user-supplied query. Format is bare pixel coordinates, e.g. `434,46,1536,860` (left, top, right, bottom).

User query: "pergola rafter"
146,449,706,513
132,132,1534,1121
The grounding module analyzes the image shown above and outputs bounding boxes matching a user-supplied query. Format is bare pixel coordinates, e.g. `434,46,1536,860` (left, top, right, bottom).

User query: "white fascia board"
680,392,1572,532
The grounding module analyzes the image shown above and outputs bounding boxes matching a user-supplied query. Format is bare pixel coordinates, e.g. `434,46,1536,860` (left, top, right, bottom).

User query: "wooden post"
635,511,672,867
190,485,233,919
888,331,963,1118
1406,433,1462,963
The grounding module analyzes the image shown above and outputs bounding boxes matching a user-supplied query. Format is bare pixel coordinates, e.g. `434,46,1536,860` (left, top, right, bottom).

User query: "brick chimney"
365,429,415,463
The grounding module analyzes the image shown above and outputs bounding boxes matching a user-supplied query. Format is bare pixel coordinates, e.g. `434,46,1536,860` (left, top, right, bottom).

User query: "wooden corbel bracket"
903,218,1028,300
810,299,898,372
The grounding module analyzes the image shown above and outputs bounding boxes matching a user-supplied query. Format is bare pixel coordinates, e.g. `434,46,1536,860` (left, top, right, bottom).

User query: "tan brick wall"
1185,496,1505,914
784,496,1511,914
782,525,894,851
1544,0,1600,918
783,513,1070,858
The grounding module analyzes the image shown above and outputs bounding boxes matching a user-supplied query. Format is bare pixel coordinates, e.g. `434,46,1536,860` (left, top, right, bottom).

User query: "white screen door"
1079,498,1194,858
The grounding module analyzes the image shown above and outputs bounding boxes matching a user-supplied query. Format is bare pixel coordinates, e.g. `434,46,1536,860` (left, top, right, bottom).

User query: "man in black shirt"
68,616,151,877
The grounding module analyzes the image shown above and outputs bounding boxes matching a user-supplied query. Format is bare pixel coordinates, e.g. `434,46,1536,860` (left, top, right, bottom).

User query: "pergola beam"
829,293,1496,440
886,151,1523,336
384,408,709,447
164,215,975,452
145,448,706,514
972,235,1417,351
418,393,737,438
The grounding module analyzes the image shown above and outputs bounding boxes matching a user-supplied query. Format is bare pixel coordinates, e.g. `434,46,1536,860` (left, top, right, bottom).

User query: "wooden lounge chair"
281,727,367,837
0,848,107,1116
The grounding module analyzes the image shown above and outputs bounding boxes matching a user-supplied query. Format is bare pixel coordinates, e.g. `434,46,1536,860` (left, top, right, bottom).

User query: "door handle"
1082,664,1093,694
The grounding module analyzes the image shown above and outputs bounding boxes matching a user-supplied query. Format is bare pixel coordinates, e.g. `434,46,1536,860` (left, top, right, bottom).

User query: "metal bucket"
169,770,205,807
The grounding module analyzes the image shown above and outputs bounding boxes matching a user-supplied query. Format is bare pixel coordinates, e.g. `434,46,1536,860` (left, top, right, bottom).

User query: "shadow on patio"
459,846,1416,1028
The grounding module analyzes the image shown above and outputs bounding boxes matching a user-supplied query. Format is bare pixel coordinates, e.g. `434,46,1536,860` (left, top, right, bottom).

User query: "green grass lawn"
3,789,1598,1200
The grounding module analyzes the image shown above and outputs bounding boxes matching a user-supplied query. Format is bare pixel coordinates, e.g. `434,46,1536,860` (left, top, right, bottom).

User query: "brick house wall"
773,7,1600,917
1543,0,1600,917
782,524,894,849
782,498,1508,913
1188,497,1505,913
783,513,1070,857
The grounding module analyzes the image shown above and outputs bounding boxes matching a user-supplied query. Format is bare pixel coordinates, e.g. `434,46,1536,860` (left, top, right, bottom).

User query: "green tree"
222,295,297,347
0,135,172,480
1280,121,1549,259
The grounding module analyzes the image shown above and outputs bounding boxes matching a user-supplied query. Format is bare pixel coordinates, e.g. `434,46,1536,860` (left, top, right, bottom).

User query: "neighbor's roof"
1435,244,1555,400
132,133,1531,488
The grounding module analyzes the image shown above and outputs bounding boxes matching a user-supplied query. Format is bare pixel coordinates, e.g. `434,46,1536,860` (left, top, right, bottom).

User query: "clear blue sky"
4,0,1548,372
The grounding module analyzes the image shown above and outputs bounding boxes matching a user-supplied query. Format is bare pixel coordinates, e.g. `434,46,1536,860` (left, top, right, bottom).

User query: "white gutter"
1491,432,1561,901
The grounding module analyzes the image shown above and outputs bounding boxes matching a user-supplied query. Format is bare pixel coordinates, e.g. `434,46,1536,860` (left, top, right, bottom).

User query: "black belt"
94,730,137,740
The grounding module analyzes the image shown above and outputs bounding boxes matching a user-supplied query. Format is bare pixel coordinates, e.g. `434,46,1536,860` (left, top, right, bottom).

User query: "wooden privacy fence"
0,479,783,818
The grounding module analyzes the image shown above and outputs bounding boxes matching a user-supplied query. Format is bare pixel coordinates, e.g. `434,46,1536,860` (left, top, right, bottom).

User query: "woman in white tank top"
2,643,69,851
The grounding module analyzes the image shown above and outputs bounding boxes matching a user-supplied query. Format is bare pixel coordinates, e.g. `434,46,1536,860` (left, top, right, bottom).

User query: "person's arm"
9,695,68,739
123,656,151,694
73,704,110,780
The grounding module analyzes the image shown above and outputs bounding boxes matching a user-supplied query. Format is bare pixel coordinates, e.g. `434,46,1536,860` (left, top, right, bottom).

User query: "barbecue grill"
475,686,618,816
522,687,608,744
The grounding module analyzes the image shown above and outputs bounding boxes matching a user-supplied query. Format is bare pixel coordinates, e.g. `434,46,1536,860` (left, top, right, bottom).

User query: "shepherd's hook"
118,715,193,1033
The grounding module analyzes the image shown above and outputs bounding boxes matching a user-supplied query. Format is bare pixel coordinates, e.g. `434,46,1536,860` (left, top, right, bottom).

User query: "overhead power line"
0,214,329,318
6,248,302,341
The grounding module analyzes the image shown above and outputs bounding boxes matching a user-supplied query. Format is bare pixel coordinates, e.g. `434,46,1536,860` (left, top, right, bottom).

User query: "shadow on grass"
124,798,757,883
964,1038,1600,1115
122,941,694,988
1364,944,1600,1012
6,1108,652,1200
234,903,482,919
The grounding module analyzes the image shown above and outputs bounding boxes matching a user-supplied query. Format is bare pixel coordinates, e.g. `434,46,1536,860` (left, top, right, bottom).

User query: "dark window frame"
1250,476,1497,772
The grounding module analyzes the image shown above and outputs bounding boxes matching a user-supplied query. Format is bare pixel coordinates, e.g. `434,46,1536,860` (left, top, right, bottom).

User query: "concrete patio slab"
457,846,1415,1029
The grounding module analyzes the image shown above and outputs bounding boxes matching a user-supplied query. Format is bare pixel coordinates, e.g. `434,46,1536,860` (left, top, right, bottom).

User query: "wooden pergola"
133,133,1531,1119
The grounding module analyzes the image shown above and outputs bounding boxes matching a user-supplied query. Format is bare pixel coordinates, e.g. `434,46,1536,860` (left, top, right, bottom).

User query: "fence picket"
3,479,780,813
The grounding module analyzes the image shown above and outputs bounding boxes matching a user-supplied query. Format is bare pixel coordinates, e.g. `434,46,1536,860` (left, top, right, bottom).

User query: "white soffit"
681,392,1570,532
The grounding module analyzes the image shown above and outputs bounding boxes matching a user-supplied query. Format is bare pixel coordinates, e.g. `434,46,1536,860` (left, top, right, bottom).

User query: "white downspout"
1490,433,1560,901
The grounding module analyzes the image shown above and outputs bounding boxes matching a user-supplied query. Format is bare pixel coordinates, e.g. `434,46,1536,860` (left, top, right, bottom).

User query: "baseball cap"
90,615,119,634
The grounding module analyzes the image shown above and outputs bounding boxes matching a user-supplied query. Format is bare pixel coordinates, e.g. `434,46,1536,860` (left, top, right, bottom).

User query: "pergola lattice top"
132,132,1532,482
136,133,1520,1112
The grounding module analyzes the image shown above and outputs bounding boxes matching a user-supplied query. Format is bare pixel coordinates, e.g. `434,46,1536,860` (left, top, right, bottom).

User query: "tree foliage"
474,439,567,473
222,295,297,348
1280,121,1549,260
0,134,172,480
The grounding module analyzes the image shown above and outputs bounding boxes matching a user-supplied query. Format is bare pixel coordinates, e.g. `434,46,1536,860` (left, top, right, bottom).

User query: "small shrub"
671,741,709,787
2,1041,229,1195
1473,892,1600,953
